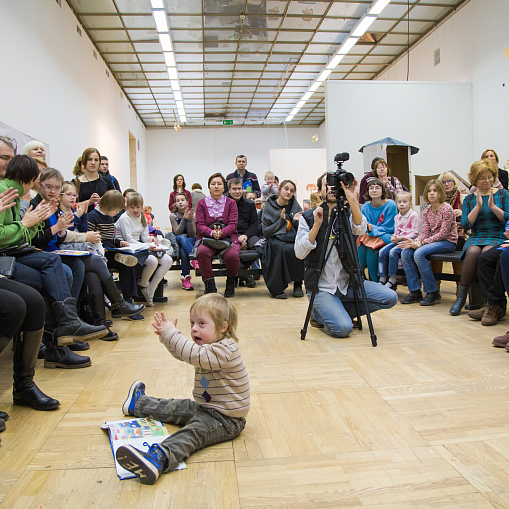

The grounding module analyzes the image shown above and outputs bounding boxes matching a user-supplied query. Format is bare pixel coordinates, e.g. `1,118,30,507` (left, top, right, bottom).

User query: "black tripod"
300,195,378,347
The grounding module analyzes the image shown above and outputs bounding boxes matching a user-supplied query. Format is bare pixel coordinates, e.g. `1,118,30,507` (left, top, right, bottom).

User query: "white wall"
377,0,509,166
0,0,146,193
146,125,324,229
325,81,473,195
269,149,327,205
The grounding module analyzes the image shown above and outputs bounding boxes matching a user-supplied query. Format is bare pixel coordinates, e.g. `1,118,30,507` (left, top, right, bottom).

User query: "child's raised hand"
152,312,174,335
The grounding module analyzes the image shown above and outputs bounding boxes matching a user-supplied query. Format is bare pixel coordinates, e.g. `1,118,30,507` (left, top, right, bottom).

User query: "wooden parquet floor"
1,272,509,508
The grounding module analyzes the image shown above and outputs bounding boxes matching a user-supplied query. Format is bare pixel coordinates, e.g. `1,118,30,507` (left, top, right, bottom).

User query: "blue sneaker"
122,381,145,416
116,442,168,485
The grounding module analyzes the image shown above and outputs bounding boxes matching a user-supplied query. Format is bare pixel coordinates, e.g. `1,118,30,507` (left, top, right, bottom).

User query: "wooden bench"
193,249,262,279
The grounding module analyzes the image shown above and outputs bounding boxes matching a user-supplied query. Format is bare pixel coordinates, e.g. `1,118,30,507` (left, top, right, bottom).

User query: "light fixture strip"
151,6,185,122
280,0,392,123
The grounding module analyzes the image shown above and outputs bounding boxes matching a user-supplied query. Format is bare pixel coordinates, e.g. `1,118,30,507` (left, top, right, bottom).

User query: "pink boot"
190,260,199,270
182,275,194,291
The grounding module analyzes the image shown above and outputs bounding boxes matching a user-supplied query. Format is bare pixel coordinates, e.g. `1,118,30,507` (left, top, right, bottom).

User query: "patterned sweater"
160,325,250,418
394,209,420,239
417,202,458,245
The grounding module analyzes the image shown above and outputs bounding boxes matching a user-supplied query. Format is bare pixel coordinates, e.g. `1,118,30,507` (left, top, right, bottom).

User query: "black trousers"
477,245,506,309
0,279,46,339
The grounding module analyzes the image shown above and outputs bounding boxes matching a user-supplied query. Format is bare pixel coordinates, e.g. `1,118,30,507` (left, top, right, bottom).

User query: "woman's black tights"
460,245,494,287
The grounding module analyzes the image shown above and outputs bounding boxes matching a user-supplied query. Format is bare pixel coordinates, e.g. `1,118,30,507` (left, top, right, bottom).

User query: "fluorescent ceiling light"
302,91,313,101
309,82,321,92
173,91,182,101
180,116,186,122
352,15,377,38
150,0,164,8
326,54,345,70
159,34,172,52
338,37,359,55
178,109,185,116
290,107,300,116
170,79,180,90
176,100,184,109
297,100,306,108
369,0,391,16
317,69,332,82
153,10,168,33
167,67,178,80
285,115,294,122
164,52,176,67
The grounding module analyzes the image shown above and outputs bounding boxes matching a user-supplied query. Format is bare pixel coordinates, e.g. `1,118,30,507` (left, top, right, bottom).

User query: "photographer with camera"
295,170,398,338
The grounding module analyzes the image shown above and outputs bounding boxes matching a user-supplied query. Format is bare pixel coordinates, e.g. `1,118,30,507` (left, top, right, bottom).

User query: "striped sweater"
87,207,121,249
159,325,250,418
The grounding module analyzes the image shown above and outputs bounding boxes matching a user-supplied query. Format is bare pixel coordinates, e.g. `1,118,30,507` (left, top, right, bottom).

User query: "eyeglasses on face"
478,176,494,182
441,180,454,184
39,183,63,192
61,192,78,198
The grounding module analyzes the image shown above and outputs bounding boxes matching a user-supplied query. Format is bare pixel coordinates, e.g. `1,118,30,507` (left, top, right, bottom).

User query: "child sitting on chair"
116,294,250,485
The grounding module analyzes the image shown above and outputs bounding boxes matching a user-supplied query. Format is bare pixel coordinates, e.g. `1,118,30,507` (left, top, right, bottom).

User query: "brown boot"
481,302,505,326
493,331,509,348
468,305,485,321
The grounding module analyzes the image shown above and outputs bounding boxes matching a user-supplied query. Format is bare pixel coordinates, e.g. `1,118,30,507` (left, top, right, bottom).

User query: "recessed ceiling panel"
69,0,465,126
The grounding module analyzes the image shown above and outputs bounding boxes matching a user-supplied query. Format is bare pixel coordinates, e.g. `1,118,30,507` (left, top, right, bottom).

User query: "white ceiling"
67,0,465,127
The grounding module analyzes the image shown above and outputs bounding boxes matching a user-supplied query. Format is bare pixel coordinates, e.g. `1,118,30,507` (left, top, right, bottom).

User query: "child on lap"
116,294,250,485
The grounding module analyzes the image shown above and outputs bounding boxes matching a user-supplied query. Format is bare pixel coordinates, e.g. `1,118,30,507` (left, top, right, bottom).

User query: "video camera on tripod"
327,152,355,198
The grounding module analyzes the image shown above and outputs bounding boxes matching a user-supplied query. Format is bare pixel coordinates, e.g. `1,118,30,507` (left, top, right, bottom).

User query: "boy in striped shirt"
116,294,250,484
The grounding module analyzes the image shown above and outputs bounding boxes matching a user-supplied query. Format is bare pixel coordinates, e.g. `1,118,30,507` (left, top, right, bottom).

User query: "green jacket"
0,178,40,250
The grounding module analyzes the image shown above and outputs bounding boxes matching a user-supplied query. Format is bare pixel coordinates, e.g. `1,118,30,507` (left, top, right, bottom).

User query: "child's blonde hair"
58,181,77,203
126,192,147,227
264,171,274,180
99,190,125,213
395,191,413,205
190,294,238,341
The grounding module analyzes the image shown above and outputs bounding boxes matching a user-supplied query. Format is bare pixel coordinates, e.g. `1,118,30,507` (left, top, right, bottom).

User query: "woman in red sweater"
195,173,240,298
168,174,192,211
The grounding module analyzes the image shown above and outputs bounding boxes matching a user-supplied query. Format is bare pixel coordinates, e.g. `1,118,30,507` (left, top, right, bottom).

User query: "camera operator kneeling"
294,172,398,338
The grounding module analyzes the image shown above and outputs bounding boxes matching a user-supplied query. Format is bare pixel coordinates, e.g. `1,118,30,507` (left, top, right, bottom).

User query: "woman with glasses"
72,147,114,212
450,159,509,315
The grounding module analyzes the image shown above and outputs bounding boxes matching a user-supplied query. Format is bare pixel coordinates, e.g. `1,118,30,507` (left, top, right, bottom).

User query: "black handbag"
0,256,15,278
202,220,232,250
0,244,36,258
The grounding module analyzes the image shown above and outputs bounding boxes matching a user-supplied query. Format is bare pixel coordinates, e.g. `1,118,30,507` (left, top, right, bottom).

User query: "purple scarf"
204,194,227,217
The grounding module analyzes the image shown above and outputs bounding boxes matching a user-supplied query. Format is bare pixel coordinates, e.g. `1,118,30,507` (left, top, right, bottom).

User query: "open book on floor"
102,416,186,480
106,243,151,253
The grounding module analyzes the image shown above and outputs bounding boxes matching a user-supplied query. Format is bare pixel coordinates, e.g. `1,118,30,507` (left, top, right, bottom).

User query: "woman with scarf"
261,179,305,299
195,173,240,297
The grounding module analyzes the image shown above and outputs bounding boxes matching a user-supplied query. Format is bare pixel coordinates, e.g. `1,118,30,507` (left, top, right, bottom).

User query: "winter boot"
481,302,505,326
449,285,469,316
44,331,92,369
204,278,217,294
224,276,235,298
12,329,60,410
102,276,145,317
89,290,119,341
52,298,108,345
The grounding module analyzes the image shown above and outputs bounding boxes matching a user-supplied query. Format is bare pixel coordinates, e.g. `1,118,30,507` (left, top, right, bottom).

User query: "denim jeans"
60,256,85,301
135,396,245,472
176,235,196,276
378,243,402,277
401,241,456,294
310,280,398,338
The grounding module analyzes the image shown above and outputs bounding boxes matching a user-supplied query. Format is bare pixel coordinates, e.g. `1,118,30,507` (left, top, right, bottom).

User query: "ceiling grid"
67,0,465,128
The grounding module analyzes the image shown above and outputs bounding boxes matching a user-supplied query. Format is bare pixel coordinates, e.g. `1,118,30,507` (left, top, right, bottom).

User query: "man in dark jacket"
228,178,259,288
225,155,261,198
100,156,121,192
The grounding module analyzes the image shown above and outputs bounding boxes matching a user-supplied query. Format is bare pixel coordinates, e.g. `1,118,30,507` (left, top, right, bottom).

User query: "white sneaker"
140,287,154,306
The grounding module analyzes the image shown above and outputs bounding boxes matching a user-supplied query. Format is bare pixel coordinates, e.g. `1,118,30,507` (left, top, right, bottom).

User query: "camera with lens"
327,152,354,198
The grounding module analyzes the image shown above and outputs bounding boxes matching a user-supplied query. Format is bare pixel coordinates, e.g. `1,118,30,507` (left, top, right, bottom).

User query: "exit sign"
223,120,233,125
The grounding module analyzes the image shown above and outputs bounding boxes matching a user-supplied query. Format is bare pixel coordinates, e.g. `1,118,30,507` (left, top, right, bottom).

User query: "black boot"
102,276,145,318
52,298,108,345
224,276,235,298
44,331,92,369
89,288,119,341
12,328,60,410
450,285,468,316
204,278,217,294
